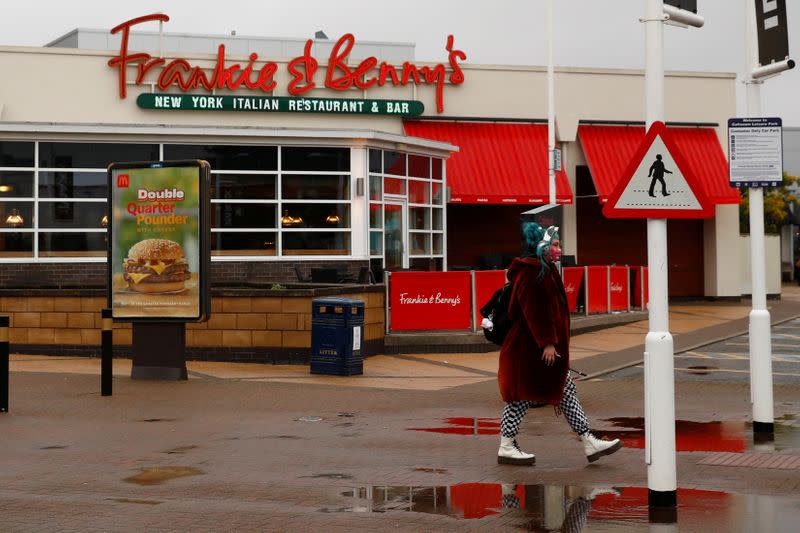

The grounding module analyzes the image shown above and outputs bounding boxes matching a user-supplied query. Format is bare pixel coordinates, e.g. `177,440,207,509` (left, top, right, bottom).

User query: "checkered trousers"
500,375,589,438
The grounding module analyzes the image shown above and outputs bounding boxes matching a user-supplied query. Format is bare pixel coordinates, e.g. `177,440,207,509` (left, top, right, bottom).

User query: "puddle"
408,417,501,435
301,473,353,480
164,445,197,455
685,365,717,375
333,483,800,530
39,445,68,450
106,497,162,505
139,418,177,423
599,417,800,453
298,416,323,422
123,466,204,486
412,468,449,474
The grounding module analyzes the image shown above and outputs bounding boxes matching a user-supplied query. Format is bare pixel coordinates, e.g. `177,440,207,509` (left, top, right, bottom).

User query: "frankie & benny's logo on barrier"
399,292,462,307
108,14,467,113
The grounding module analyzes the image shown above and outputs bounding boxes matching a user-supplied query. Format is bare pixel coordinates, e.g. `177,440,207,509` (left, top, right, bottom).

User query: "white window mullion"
33,141,39,260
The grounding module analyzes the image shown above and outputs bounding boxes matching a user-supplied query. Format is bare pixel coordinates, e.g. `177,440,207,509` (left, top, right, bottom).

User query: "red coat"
498,257,570,405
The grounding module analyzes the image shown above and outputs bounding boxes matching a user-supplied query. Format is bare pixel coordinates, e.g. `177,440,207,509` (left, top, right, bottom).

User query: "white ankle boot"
497,436,535,465
581,432,623,463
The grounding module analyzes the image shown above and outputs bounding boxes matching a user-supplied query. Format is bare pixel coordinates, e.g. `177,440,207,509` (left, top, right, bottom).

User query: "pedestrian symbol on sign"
648,154,673,197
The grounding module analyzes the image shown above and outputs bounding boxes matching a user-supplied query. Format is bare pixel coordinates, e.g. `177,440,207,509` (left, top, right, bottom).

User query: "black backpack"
480,283,514,346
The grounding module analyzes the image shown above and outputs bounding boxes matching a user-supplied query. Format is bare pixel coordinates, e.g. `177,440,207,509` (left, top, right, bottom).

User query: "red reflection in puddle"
597,418,746,453
590,487,731,522
409,417,500,436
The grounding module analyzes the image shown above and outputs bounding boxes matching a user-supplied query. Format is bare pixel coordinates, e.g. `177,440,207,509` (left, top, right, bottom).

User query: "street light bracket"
751,58,796,80
663,5,705,28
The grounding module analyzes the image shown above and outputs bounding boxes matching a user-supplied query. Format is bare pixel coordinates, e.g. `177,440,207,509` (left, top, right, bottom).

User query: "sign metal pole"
547,0,556,206
644,0,677,514
744,0,775,440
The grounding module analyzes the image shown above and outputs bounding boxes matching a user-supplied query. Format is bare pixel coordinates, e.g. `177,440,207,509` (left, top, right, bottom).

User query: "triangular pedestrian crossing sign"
603,121,714,219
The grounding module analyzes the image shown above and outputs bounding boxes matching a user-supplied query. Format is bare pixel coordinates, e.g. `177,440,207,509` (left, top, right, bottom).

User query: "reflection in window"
432,182,443,205
164,145,277,171
0,202,34,229
408,154,430,178
213,204,276,229
369,175,382,201
384,178,405,195
369,149,382,173
38,233,106,257
39,202,107,229
433,233,443,255
282,147,350,172
39,172,107,199
432,158,443,180
369,203,382,228
212,174,276,199
39,143,158,169
280,204,350,229
282,232,350,255
0,232,33,258
432,208,443,231
408,180,430,204
0,172,34,198
0,141,35,167
383,151,406,176
211,232,277,256
410,233,430,255
409,207,430,230
370,231,383,255
281,175,349,200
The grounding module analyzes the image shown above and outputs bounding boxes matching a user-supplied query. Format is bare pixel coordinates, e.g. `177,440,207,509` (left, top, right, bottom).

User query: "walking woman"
497,222,623,465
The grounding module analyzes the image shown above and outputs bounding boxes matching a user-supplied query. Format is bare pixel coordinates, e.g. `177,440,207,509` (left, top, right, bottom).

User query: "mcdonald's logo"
117,174,130,188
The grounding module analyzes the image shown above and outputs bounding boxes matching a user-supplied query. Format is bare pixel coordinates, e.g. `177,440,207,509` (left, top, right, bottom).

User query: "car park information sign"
728,117,784,188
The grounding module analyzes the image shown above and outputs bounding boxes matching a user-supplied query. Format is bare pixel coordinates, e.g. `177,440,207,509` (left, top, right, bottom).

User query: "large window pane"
369,149,382,173
409,207,430,230
280,204,350,229
384,177,405,196
39,202,106,229
38,232,106,257
212,174,276,199
282,232,350,255
39,143,158,168
432,182,443,205
164,145,278,171
408,155,430,178
369,203,382,228
281,174,350,200
0,172,34,198
369,175,382,201
211,232,276,256
410,233,430,255
433,233,443,255
432,158,443,180
432,208,443,230
0,142,34,167
408,180,430,204
370,231,383,255
39,172,107,199
0,201,33,229
383,151,406,176
0,233,33,258
213,203,276,229
282,147,349,172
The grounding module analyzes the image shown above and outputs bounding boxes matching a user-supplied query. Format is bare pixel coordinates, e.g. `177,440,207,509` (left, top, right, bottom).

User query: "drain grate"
698,452,800,470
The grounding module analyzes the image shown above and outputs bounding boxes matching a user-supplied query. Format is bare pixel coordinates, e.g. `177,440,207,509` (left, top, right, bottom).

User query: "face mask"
550,246,562,262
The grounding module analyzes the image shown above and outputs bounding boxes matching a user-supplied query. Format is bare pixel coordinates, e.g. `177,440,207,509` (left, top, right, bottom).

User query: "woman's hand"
542,344,559,366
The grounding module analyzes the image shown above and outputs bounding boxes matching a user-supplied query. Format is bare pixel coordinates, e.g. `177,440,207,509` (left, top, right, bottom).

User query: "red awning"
578,125,741,205
403,121,573,205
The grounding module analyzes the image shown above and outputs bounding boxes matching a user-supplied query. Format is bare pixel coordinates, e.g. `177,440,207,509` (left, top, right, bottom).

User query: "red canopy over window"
404,121,573,205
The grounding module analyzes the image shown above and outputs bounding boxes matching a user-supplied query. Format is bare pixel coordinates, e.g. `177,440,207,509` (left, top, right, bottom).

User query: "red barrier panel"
609,266,629,311
390,271,472,331
473,270,507,329
561,267,584,313
587,266,609,314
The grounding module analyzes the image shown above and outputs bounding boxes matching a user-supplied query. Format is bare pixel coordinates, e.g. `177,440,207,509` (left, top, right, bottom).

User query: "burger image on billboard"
123,239,191,294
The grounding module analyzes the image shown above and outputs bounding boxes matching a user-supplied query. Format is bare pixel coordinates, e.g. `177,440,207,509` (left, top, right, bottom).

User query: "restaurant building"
0,15,772,360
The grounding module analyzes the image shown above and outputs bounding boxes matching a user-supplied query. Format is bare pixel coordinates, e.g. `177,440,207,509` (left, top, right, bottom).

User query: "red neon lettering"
136,57,165,84
353,57,378,90
287,40,318,95
447,35,466,84
157,59,192,91
108,13,169,98
378,64,399,86
325,34,356,90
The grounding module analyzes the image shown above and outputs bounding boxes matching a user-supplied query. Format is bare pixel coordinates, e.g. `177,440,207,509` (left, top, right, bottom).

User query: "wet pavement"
2,297,800,531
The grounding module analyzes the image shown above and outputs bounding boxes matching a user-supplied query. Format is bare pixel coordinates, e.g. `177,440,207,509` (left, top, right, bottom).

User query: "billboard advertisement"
107,161,210,321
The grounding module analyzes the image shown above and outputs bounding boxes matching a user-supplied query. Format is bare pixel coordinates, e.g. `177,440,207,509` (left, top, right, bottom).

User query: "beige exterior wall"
0,45,750,296
740,235,782,296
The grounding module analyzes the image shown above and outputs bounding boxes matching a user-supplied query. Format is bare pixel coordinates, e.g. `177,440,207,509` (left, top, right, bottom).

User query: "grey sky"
1,0,798,124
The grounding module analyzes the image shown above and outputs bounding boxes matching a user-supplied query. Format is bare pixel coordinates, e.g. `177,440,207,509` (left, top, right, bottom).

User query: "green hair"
522,222,560,277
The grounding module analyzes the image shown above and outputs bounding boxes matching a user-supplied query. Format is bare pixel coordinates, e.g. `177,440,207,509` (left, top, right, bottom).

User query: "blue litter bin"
310,297,365,376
